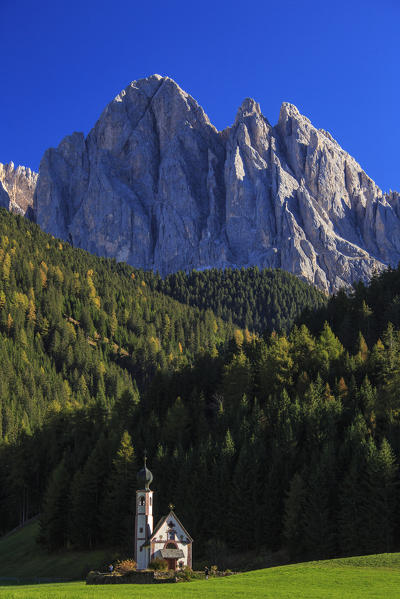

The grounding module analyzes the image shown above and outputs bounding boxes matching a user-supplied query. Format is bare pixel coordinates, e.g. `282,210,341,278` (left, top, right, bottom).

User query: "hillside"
0,207,324,551
0,521,109,580
0,207,237,444
3,208,400,566
0,207,241,537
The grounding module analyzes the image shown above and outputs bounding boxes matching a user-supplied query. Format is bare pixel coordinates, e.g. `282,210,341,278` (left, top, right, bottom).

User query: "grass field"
1,554,400,599
2,523,400,598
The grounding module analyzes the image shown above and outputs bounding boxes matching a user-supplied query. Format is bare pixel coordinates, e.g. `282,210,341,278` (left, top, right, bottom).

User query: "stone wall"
86,570,156,584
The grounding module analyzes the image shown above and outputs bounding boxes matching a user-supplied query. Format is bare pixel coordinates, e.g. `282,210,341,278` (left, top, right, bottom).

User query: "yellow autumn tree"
2,253,11,281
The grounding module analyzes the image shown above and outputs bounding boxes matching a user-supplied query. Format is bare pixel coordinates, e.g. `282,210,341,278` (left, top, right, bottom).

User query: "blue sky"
1,0,399,191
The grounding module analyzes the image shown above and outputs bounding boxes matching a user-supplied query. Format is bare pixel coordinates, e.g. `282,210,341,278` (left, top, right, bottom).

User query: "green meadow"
0,521,110,580
1,555,400,599
2,522,400,598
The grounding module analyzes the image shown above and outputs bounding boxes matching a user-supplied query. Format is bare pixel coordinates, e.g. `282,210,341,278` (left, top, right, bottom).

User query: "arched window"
139,496,145,506
166,542,177,549
150,496,152,505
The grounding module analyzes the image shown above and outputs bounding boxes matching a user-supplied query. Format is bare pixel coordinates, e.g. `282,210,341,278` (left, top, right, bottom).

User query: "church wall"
137,545,150,570
135,489,153,570
150,515,192,567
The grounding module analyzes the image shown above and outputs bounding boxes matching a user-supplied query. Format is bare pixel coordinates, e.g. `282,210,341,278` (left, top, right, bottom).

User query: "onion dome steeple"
137,452,153,490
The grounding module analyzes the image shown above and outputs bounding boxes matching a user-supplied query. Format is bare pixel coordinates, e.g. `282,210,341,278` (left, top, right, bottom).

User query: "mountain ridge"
10,74,400,292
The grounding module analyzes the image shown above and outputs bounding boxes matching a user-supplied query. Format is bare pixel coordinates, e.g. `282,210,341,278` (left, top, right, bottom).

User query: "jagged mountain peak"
92,74,217,158
236,97,262,119
32,76,400,293
0,161,37,217
112,74,209,119
279,101,301,117
1,161,37,179
113,74,182,104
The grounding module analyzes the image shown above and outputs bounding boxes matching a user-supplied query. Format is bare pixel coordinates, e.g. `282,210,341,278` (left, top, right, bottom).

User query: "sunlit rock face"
34,75,400,293
0,162,37,217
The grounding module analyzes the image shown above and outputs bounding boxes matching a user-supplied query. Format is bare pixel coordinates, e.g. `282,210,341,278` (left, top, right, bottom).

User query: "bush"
86,570,100,584
114,558,136,574
148,557,168,571
176,566,193,581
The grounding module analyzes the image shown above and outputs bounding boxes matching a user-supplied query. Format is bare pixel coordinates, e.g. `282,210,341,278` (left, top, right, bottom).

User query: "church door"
167,558,176,570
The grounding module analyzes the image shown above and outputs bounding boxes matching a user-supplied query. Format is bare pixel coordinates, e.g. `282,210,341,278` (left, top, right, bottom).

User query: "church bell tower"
135,454,154,570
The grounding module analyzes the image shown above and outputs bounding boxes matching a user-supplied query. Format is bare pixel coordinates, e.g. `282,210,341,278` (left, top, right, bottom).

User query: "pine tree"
101,431,136,550
302,446,337,559
338,458,365,555
226,441,257,550
259,335,293,397
360,438,398,553
283,472,306,559
69,435,112,548
38,458,71,550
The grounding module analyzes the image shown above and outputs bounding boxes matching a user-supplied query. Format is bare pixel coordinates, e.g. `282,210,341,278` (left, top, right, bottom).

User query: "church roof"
160,548,184,559
150,510,193,542
137,455,153,490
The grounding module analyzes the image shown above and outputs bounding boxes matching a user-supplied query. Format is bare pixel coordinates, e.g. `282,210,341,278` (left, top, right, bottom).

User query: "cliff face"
33,75,400,293
0,162,37,217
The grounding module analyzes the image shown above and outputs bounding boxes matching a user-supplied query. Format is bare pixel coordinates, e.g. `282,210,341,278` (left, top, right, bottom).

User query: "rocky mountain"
33,74,400,293
0,162,37,217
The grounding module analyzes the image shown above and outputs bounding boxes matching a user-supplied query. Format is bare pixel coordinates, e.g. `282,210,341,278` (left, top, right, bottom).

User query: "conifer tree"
226,441,257,550
360,438,398,553
302,446,337,558
69,434,112,548
101,431,136,549
283,472,306,559
38,458,71,550
338,457,365,555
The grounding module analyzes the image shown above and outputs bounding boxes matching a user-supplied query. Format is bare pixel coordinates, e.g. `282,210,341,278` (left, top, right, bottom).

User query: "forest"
1,207,400,564
156,267,326,334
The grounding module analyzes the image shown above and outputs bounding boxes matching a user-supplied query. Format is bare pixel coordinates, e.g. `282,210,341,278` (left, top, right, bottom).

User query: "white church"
135,456,193,571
